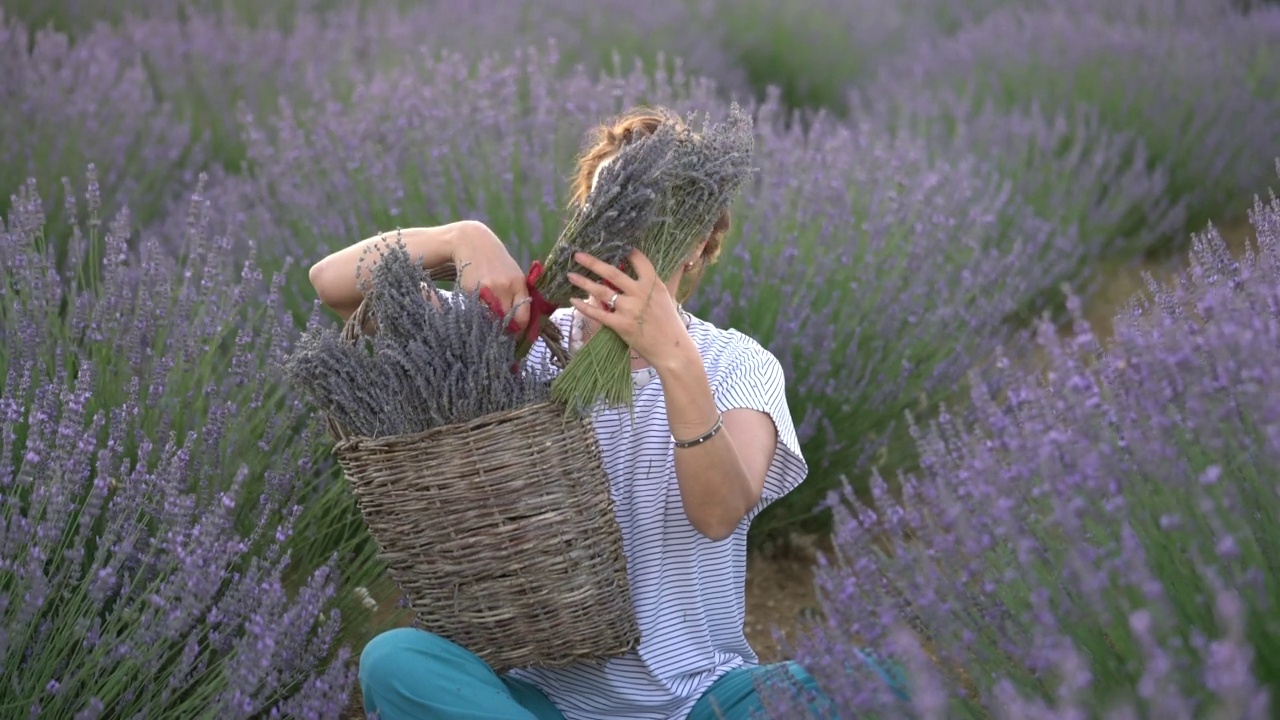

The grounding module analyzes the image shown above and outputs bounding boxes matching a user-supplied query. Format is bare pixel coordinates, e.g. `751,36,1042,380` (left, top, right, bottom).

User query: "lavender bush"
224,42,725,305
0,0,188,36
877,4,1280,245
0,13,205,233
7,0,748,99
0,169,390,717
711,0,1012,111
762,164,1280,717
116,9,344,173
853,85,1188,309
144,1,742,171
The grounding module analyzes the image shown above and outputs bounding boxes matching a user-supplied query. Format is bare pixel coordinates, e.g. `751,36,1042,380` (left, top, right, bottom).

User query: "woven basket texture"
328,265,640,672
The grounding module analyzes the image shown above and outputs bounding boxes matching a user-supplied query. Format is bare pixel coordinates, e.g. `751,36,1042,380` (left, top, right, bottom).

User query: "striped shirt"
506,307,809,720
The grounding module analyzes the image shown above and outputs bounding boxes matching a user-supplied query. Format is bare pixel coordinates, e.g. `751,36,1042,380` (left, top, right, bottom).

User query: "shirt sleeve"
708,339,809,520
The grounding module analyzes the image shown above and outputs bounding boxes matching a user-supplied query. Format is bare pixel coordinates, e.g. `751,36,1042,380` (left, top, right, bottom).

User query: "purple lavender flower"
874,3,1280,241
1,171,361,717
690,100,1070,539
761,165,1280,718
0,15,204,231
854,83,1189,306
711,0,1011,110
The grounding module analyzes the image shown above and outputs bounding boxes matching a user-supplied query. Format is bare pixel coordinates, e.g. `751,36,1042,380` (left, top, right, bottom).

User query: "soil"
1081,218,1257,338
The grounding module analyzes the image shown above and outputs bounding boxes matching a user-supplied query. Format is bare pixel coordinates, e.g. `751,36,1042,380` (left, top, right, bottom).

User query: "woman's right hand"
448,220,532,335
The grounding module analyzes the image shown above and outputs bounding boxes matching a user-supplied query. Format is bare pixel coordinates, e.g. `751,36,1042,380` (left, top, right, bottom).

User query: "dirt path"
1082,218,1257,337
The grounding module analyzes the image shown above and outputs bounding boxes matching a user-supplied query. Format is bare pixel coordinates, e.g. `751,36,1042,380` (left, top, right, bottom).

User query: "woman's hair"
568,107,732,302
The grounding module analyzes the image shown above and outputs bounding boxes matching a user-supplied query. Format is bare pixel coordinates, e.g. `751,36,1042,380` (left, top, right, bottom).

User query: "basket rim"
330,397,589,451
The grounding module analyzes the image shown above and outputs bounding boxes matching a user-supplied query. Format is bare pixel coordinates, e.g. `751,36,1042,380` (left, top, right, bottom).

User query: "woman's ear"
689,239,710,266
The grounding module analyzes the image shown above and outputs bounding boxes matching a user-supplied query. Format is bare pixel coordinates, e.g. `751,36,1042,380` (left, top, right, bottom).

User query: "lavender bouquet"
531,104,756,411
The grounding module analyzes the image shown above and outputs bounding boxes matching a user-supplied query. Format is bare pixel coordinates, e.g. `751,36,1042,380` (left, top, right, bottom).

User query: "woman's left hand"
567,249,691,367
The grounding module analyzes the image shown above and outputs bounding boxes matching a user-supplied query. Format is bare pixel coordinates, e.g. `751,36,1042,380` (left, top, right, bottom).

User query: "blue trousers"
359,627,853,719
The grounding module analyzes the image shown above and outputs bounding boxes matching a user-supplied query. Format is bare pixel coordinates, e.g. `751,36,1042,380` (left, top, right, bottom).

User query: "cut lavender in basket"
283,328,392,437
361,234,437,351
284,237,550,438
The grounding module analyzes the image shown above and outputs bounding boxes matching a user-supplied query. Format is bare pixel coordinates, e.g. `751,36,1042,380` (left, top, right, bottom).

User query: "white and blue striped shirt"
506,307,809,720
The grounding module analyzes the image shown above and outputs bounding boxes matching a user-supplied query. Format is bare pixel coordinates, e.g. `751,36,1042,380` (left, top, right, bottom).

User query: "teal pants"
359,627,849,719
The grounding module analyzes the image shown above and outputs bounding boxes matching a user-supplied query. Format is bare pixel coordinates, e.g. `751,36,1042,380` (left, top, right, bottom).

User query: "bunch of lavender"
761,165,1280,718
542,103,755,411
530,107,680,313
284,237,551,438
0,170,360,717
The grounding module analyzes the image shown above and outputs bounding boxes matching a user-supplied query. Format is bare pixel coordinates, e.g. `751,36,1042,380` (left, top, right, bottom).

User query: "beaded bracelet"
673,414,724,449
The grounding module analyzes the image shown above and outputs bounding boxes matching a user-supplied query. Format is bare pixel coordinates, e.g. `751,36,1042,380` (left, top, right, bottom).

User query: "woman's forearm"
653,345,761,541
308,220,489,319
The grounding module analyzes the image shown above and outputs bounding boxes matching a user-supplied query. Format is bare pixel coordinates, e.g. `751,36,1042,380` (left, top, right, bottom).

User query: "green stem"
550,327,633,411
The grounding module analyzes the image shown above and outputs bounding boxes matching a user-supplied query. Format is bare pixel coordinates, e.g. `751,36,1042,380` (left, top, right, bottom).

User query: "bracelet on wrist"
673,414,724,449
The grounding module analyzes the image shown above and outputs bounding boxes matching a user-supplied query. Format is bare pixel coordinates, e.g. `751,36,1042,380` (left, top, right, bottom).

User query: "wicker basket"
327,272,640,672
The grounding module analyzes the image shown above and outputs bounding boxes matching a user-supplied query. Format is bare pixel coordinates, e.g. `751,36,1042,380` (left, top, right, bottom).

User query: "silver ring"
605,291,620,312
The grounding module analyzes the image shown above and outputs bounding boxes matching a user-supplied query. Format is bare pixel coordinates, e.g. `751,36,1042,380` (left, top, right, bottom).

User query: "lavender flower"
710,0,1011,110
221,38,730,271
688,100,1070,540
0,15,203,231
854,83,1188,314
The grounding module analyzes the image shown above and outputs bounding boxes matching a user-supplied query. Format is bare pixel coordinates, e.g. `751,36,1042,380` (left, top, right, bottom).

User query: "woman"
310,109,837,719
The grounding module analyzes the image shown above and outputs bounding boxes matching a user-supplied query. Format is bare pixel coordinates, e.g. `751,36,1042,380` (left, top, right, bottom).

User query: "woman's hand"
449,221,532,334
567,249,692,369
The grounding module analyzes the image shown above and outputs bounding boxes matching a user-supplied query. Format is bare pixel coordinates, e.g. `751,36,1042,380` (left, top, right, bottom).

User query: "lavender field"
3,0,1280,716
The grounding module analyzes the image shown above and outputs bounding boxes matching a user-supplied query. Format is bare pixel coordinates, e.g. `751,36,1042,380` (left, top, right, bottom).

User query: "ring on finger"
605,291,620,312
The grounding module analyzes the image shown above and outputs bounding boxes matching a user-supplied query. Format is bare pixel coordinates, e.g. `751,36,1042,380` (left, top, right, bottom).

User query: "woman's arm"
652,346,777,541
564,249,779,541
308,220,531,329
